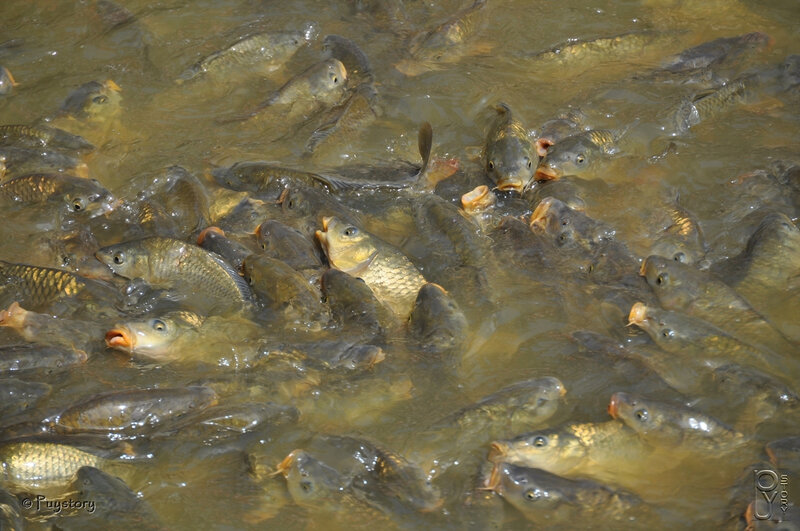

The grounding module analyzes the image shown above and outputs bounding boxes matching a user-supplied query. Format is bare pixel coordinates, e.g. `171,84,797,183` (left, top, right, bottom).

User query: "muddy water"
1,0,799,529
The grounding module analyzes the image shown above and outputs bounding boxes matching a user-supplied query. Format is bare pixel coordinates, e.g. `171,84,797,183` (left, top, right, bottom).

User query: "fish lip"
314,229,328,250
487,441,507,463
627,302,648,326
483,462,502,492
370,348,386,367
273,450,299,478
496,179,524,193
535,166,559,181
197,226,225,245
638,257,649,277
320,216,333,231
104,79,122,92
608,393,621,419
105,327,133,353
529,197,554,231
461,185,494,212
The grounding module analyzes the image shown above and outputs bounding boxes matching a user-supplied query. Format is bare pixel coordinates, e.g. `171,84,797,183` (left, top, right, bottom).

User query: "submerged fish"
408,283,468,354
0,441,110,492
0,124,94,152
244,58,348,122
179,30,307,82
483,103,536,192
54,386,218,434
608,392,746,453
0,344,88,374
0,173,116,218
398,0,488,75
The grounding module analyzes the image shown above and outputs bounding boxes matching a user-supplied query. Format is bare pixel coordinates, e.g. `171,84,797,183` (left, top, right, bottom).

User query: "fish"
0,301,106,353
486,462,641,524
179,30,307,82
658,32,773,74
49,79,123,141
0,173,116,218
0,344,87,374
273,449,371,515
241,254,325,324
535,128,623,181
196,227,253,273
321,268,391,341
627,302,791,377
321,35,373,84
0,441,107,492
0,261,116,313
0,378,51,417
104,310,206,360
54,386,218,434
398,0,488,75
0,66,16,96
243,58,348,122
483,103,536,192
488,421,650,483
524,30,670,68
649,203,706,265
639,255,797,356
313,122,440,192
608,392,746,453
0,146,88,179
0,124,94,152
255,220,322,271
434,377,566,441
408,283,468,354
95,237,253,315
210,161,334,196
668,73,762,134
316,216,427,316
59,465,163,530
305,82,379,156
173,402,299,442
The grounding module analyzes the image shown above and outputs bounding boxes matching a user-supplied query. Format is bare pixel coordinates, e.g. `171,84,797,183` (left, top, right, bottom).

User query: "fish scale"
0,442,104,491
0,261,85,308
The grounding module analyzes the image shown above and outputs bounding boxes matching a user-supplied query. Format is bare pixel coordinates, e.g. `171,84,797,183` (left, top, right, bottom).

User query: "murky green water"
0,0,799,529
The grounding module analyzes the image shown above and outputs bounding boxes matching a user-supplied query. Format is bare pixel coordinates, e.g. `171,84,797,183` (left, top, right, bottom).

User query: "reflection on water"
0,0,799,528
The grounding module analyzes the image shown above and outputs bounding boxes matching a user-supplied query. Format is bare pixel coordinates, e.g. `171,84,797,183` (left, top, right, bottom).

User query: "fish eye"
536,397,547,407
92,95,108,104
487,161,494,171
112,251,126,265
656,273,668,286
526,158,532,168
524,489,538,501
151,319,167,332
343,227,358,237
71,197,86,212
260,242,267,250
532,435,548,447
287,198,296,209
673,252,686,263
634,408,649,422
576,154,585,164
300,480,313,493
330,72,339,83
661,328,674,339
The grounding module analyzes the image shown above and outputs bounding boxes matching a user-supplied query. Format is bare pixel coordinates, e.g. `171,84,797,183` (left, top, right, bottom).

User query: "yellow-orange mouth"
197,226,225,245
105,327,133,352
529,198,554,231
535,166,559,181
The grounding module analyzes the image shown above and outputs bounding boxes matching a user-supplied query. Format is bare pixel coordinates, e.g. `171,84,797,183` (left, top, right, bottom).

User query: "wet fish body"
483,103,536,192
0,441,105,491
0,124,94,152
0,344,87,374
179,30,306,82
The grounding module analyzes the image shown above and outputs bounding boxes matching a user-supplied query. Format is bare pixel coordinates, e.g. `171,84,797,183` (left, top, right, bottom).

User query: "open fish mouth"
535,166,560,181
105,327,133,352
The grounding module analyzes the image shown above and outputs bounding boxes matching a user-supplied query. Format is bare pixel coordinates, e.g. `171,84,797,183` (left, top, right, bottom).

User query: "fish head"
105,314,186,360
607,392,661,437
315,217,376,274
60,80,122,122
535,136,594,181
309,59,348,102
489,462,570,510
95,241,151,280
489,429,584,473
409,283,467,351
510,377,567,426
486,137,535,193
277,450,346,507
62,179,117,218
